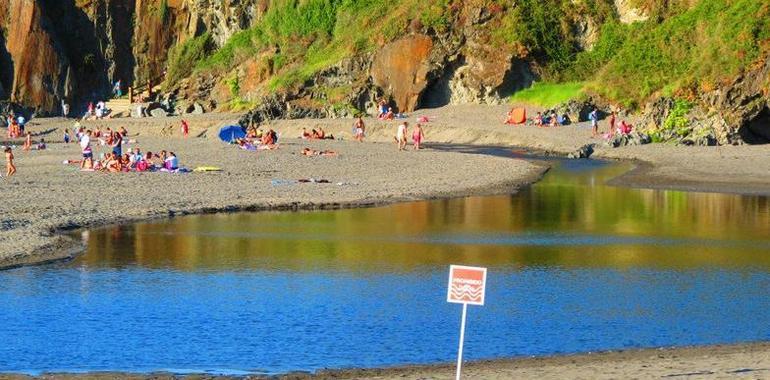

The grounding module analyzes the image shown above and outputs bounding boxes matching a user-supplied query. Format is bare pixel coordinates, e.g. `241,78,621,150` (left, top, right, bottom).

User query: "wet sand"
2,343,770,379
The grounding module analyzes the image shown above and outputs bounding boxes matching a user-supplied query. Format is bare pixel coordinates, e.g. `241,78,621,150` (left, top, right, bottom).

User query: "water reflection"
75,161,770,271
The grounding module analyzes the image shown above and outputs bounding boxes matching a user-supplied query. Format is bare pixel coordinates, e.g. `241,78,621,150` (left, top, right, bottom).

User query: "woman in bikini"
412,123,425,150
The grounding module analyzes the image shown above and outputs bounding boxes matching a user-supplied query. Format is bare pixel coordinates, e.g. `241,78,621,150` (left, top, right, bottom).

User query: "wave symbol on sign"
451,284,482,302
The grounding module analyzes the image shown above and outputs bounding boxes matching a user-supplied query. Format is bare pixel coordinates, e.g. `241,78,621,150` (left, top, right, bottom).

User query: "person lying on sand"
301,148,338,157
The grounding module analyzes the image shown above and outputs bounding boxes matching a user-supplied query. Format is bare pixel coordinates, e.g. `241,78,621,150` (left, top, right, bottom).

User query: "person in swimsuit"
396,121,408,151
412,123,425,150
4,147,16,176
354,117,365,142
22,132,32,151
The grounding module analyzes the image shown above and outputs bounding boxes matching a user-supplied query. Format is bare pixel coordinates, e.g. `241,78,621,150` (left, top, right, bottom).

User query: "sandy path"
0,114,543,268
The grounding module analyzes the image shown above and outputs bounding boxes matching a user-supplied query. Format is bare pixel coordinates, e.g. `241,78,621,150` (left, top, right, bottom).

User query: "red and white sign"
447,265,487,306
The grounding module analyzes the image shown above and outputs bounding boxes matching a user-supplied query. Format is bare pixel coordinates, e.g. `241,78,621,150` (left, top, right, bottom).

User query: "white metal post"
456,303,468,380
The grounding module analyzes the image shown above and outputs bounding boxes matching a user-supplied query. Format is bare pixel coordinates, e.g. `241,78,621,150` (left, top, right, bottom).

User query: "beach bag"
136,161,148,172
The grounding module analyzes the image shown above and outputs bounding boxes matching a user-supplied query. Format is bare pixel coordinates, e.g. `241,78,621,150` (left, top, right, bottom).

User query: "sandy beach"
0,111,544,269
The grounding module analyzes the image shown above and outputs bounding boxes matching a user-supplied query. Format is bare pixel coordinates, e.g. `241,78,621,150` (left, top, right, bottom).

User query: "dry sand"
3,105,770,379
266,104,770,195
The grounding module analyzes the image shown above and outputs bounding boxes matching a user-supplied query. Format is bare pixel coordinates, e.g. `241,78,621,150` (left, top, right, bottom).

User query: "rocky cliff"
0,0,768,146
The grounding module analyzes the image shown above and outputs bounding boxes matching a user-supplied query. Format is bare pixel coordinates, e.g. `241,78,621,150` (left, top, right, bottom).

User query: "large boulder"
371,35,434,113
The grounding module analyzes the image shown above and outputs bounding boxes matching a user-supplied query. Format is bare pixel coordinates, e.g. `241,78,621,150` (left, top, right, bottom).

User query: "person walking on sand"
80,130,93,170
589,108,599,137
412,123,425,150
396,121,408,151
353,117,365,142
181,119,189,138
5,147,16,177
22,131,32,151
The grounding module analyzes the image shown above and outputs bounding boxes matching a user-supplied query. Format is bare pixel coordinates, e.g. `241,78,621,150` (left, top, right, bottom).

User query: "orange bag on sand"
507,108,527,124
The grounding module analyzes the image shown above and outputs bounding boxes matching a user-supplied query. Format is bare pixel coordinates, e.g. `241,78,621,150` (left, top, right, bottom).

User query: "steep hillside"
1,0,768,144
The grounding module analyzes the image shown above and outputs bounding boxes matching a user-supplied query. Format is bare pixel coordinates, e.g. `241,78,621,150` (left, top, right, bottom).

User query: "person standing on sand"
5,146,16,177
111,130,123,158
589,108,599,137
396,121,408,151
608,111,616,137
181,119,189,138
412,123,425,150
353,117,365,142
80,130,93,170
62,101,70,118
22,131,32,151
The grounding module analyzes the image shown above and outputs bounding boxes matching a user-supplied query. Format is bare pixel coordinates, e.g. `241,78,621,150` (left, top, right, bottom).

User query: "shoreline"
0,116,549,270
3,341,770,379
2,163,548,271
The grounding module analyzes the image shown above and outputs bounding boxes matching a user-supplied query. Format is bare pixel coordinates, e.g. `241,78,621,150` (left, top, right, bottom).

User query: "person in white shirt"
396,121,408,151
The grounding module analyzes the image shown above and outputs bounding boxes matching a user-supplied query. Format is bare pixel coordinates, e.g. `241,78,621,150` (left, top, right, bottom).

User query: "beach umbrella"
218,125,246,143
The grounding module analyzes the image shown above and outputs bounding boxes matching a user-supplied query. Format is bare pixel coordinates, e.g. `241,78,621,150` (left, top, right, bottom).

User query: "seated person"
619,120,633,135
534,112,543,127
36,139,47,150
164,152,179,171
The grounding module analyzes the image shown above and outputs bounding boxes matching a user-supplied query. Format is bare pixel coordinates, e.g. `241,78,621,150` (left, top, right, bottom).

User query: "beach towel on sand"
193,166,223,172
508,108,526,124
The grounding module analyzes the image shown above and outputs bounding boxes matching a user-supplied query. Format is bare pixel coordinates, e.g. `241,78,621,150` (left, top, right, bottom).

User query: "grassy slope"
168,0,770,111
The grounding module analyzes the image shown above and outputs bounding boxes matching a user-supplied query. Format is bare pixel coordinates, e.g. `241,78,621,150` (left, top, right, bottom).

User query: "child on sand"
63,129,71,144
5,147,16,176
181,120,189,138
396,121,408,151
412,123,425,150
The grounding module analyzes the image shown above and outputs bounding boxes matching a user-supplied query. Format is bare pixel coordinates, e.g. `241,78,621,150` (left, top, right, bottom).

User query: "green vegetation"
590,0,770,108
196,0,459,91
510,82,585,107
165,33,212,88
159,0,169,22
649,99,693,142
182,0,769,115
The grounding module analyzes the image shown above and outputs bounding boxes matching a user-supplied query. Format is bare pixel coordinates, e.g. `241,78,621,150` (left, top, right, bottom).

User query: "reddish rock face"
371,35,433,112
4,0,69,111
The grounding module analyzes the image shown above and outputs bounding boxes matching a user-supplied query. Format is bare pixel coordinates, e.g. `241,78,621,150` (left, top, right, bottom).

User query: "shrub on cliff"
165,33,213,89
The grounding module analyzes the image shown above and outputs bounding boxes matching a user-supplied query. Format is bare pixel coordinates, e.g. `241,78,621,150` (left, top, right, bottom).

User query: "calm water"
2,157,770,375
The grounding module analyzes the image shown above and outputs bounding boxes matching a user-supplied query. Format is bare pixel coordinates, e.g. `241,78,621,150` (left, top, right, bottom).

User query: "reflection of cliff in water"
76,162,770,271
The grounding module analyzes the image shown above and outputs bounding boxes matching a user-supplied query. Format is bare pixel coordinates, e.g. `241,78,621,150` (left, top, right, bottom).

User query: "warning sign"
447,265,487,306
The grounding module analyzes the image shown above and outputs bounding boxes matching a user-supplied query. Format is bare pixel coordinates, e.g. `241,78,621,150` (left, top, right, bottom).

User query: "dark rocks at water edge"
567,144,595,159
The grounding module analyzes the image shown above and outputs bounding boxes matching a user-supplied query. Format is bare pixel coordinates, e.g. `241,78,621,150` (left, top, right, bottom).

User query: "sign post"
447,265,487,380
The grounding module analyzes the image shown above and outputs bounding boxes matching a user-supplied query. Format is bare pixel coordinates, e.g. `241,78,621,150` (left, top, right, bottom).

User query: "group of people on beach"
301,127,334,140
234,126,279,151
395,121,425,151
5,114,26,139
590,110,633,139
72,125,180,173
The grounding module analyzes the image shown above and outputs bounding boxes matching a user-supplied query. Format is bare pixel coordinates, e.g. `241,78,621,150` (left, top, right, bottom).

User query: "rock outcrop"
371,35,434,113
